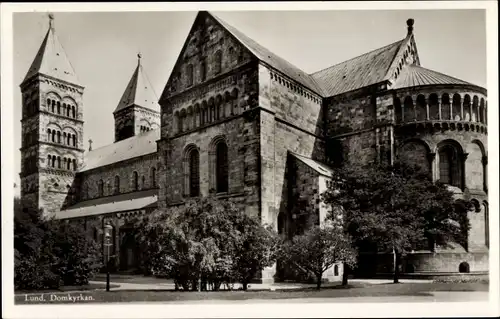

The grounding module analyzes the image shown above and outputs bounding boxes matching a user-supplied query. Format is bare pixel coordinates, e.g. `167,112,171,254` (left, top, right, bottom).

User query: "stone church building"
19,11,488,281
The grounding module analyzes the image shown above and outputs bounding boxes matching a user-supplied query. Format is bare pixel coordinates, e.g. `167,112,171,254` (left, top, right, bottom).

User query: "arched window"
215,141,229,193
185,148,200,197
62,104,67,116
394,98,402,123
200,59,207,82
72,134,76,147
57,131,61,144
47,155,51,167
57,101,61,114
51,100,55,113
404,96,415,122
98,179,104,197
72,105,76,118
72,159,77,171
150,167,157,188
186,64,194,86
114,175,120,194
132,171,139,191
438,144,462,188
47,129,51,141
51,155,56,167
214,50,222,74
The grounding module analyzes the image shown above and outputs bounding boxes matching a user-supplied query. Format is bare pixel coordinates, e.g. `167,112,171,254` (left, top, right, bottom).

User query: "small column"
449,101,453,120
401,105,405,122
461,97,464,121
427,153,436,182
438,98,442,120
461,153,469,191
482,156,488,193
425,97,430,120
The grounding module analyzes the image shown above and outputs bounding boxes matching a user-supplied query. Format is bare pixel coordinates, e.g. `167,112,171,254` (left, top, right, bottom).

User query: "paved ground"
146,291,488,303
90,274,432,291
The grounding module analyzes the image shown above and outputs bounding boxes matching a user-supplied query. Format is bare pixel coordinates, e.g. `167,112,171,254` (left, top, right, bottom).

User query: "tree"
322,161,471,283
14,198,102,290
135,197,279,291
280,225,357,290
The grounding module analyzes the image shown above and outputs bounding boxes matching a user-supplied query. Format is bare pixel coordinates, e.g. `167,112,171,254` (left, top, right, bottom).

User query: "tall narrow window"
132,171,139,191
216,141,229,193
114,175,120,194
57,101,61,114
150,167,157,188
57,156,61,169
188,149,200,197
72,105,76,118
214,50,222,74
439,147,453,185
200,60,207,82
186,64,194,86
98,179,104,197
438,144,461,188
72,159,77,171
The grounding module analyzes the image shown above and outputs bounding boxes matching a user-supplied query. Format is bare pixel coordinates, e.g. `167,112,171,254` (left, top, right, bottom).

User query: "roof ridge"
86,128,159,154
208,11,324,94
310,38,404,76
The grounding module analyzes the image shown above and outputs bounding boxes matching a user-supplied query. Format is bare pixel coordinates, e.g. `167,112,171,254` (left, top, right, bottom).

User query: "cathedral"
19,11,488,281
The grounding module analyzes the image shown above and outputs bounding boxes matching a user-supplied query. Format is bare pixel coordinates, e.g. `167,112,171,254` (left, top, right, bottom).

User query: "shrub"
135,198,279,291
14,198,102,290
280,225,357,290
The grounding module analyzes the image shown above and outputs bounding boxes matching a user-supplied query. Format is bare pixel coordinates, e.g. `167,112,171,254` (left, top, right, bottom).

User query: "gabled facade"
20,12,488,280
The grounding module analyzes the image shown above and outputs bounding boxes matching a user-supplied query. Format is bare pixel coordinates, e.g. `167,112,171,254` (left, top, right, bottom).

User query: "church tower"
19,15,85,214
113,54,160,142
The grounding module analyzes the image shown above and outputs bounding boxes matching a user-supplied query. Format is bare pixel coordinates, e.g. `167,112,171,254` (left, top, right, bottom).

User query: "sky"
12,9,487,191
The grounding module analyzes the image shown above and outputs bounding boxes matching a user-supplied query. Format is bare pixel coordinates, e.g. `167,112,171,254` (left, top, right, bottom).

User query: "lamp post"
103,223,113,292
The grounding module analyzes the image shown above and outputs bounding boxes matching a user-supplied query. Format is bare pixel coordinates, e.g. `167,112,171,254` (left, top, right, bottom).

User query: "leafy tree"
135,197,279,291
321,161,472,283
280,224,357,290
14,198,102,290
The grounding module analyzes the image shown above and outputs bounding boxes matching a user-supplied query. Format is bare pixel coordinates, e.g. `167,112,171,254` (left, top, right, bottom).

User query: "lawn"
14,282,488,304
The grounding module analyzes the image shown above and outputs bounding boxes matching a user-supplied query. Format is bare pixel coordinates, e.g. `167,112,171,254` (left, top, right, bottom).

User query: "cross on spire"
48,12,54,29
137,52,142,65
88,138,93,151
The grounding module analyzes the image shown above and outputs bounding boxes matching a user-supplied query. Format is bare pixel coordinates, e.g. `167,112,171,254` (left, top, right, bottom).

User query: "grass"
14,282,488,304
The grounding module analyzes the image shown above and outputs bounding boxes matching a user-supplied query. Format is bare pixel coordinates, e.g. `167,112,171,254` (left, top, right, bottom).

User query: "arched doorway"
120,227,139,271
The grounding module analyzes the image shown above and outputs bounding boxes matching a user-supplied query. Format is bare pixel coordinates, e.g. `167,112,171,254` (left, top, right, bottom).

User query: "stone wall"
258,64,325,230
324,90,381,166
78,153,158,201
20,75,84,214
160,12,254,100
